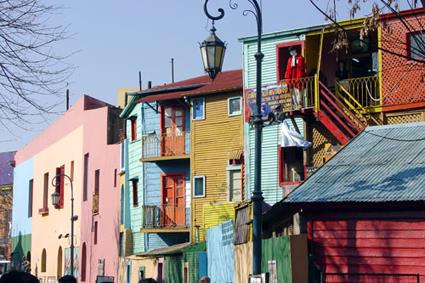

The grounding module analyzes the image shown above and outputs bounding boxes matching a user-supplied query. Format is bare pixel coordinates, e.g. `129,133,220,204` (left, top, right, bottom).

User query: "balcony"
141,132,190,162
92,194,99,215
141,205,189,233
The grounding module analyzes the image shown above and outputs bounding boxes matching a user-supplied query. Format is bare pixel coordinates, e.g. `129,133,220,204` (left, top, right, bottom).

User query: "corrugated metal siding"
164,255,183,283
244,35,306,89
286,122,425,204
207,221,235,283
191,92,243,242
261,236,292,283
309,217,425,282
126,105,145,253
203,203,235,233
146,233,189,252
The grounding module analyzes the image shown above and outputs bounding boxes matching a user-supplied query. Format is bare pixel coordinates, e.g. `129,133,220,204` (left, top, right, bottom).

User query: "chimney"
148,81,152,89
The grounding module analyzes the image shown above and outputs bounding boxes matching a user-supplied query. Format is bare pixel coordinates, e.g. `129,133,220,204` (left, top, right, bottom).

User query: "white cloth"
280,121,312,148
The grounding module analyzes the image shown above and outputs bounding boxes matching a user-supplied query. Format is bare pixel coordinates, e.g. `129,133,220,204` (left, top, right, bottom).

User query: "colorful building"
12,95,122,282
265,122,425,282
0,151,15,264
240,8,425,207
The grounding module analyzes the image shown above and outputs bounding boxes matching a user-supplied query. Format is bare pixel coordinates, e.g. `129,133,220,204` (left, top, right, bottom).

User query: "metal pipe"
171,58,175,83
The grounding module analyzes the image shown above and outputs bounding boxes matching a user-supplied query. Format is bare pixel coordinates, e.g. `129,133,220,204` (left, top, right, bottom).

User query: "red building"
264,122,425,282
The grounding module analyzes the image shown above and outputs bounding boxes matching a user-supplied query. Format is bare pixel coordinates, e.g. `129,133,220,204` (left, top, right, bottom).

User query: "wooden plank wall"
308,217,425,282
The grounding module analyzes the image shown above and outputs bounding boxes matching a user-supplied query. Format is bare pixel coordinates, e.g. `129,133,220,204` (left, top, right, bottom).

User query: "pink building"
13,95,122,282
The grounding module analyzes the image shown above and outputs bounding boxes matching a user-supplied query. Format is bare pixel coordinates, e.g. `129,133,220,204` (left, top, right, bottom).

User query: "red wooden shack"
264,122,425,283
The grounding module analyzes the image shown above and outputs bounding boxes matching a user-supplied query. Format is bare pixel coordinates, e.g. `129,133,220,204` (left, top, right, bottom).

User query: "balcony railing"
142,132,190,159
278,76,316,112
92,194,99,214
336,75,381,110
142,205,187,229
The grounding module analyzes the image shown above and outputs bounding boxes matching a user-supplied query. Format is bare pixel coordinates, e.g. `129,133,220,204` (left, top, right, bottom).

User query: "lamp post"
51,174,76,278
200,0,264,276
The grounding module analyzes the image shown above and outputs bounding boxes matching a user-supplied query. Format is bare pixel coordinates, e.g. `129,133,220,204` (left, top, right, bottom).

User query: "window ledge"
38,208,49,216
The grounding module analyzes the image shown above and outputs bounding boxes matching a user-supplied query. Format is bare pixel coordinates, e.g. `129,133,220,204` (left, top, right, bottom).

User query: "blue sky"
0,0,359,151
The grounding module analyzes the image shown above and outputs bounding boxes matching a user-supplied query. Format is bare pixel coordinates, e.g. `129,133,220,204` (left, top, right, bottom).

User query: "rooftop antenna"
139,71,142,91
171,58,175,83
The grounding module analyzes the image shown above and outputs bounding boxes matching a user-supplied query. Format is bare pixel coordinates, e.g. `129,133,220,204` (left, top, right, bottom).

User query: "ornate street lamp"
201,0,264,276
200,23,227,80
51,174,76,278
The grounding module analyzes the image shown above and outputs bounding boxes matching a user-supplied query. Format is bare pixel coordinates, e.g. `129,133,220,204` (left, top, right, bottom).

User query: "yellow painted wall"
190,91,243,242
32,126,84,280
117,256,158,283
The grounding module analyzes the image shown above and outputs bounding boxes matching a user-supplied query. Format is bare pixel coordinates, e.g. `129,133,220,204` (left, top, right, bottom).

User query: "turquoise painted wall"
243,32,307,205
126,104,145,254
206,220,234,283
11,158,33,266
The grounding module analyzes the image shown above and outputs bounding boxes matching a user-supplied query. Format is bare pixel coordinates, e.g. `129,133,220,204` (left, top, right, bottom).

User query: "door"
162,106,185,156
162,175,186,227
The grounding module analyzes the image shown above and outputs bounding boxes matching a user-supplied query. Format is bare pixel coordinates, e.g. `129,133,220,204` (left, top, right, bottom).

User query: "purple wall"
0,151,16,186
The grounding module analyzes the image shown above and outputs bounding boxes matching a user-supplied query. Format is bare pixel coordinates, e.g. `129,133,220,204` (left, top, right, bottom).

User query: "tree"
0,0,71,132
308,0,425,64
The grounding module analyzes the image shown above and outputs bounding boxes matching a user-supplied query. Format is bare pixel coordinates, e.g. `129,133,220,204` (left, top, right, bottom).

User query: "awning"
228,148,244,160
136,242,191,257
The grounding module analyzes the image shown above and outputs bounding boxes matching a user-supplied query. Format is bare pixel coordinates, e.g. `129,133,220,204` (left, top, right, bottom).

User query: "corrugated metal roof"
284,122,425,204
0,151,15,186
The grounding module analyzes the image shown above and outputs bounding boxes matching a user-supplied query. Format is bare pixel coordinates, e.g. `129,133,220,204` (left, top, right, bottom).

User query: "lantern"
200,25,226,80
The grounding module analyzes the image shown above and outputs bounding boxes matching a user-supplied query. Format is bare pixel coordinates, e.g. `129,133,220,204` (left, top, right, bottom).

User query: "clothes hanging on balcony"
280,121,311,148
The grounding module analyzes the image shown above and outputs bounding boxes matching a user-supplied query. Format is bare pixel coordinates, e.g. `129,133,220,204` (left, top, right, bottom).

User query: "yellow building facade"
190,90,244,242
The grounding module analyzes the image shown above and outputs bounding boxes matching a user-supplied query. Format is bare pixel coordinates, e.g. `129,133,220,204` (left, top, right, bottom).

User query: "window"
408,31,425,59
114,168,117,188
70,160,74,181
94,221,98,245
120,141,126,170
28,179,33,218
228,97,242,116
279,147,305,184
55,165,65,209
193,176,205,198
41,249,47,272
119,232,124,257
130,117,137,141
83,153,89,201
94,169,100,195
192,98,205,120
227,166,242,202
81,243,87,281
43,172,49,211
132,179,139,206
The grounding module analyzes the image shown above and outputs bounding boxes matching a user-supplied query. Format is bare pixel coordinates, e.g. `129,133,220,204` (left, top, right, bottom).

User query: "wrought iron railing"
324,272,420,283
142,131,190,159
142,205,187,229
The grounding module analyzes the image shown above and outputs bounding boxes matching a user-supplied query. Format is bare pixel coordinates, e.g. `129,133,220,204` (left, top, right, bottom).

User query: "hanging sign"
244,82,292,122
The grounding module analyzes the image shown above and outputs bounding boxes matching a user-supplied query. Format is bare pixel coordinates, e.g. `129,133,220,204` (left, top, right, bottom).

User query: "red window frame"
160,105,185,135
132,178,139,207
278,146,306,186
276,40,305,82
406,30,425,60
130,117,137,141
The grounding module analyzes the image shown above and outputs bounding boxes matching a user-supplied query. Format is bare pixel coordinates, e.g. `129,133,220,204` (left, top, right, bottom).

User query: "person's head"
58,275,77,283
199,276,211,283
0,270,39,283
289,46,297,57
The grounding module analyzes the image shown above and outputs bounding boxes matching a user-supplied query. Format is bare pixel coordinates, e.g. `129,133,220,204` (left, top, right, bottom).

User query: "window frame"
83,153,89,201
278,146,306,186
275,41,305,82
192,97,205,121
129,116,138,141
226,165,242,202
193,176,206,198
28,179,33,218
131,178,139,207
228,96,242,116
407,30,425,60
